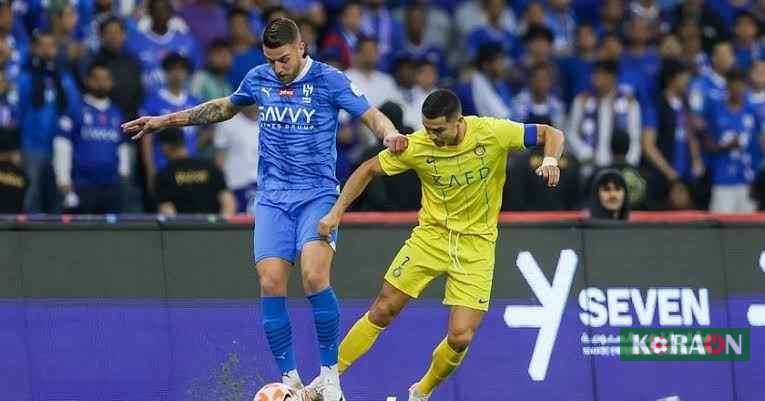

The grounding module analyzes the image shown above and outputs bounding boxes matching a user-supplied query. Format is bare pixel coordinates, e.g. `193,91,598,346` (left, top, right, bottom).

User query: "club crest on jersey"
350,82,364,97
474,144,486,157
279,88,294,96
303,84,314,97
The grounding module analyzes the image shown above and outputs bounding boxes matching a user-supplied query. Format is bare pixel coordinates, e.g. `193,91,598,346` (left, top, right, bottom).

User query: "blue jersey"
709,101,760,185
141,89,199,171
16,69,81,154
58,96,125,187
229,57,370,198
3,34,27,83
748,91,765,171
689,69,727,123
126,25,200,94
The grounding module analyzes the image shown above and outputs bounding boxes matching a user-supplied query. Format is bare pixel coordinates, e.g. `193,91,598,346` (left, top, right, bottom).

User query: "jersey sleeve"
327,70,371,119
57,114,76,140
229,69,258,106
377,142,415,176
485,117,536,151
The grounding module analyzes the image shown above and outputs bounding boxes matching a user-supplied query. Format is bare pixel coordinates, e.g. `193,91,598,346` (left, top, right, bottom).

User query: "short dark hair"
86,61,110,76
475,43,503,68
208,38,231,52
262,17,300,49
422,89,462,120
593,59,619,76
161,52,192,73
735,10,757,25
523,26,555,44
356,35,377,51
99,15,124,34
659,59,689,90
227,7,249,21
158,128,185,146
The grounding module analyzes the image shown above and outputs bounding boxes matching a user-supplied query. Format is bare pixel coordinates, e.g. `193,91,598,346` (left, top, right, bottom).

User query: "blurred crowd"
1,0,765,216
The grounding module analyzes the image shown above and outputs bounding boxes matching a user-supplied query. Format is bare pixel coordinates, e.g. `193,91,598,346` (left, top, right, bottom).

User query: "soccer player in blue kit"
122,17,408,401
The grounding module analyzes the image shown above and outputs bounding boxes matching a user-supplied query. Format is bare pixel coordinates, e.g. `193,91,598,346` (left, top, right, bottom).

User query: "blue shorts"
253,192,338,264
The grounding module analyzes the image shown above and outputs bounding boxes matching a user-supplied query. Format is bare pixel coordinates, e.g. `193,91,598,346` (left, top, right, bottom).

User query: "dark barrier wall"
0,222,763,401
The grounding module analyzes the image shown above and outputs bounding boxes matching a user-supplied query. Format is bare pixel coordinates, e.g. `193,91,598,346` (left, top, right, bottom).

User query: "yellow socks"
416,337,467,395
337,312,384,374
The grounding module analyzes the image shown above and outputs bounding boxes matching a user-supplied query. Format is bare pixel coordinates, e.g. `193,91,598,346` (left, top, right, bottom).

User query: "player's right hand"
383,132,408,153
121,116,166,140
318,212,341,238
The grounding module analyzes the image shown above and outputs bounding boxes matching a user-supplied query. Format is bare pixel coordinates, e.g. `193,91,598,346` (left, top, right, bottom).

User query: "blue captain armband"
523,124,538,147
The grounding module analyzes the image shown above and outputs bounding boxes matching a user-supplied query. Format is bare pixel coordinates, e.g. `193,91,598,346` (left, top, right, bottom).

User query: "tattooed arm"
122,97,244,140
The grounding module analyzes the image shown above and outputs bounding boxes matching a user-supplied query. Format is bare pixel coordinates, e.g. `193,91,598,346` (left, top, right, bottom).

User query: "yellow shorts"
384,225,496,311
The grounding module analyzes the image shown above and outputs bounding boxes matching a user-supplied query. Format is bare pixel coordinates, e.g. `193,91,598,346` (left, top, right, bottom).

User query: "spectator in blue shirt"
512,62,565,128
707,68,760,212
595,0,625,36
140,53,199,195
558,23,598,105
53,62,128,213
47,0,86,75
466,0,518,61
0,0,28,83
748,60,765,171
642,59,702,210
227,8,266,88
620,16,661,120
469,44,514,118
127,0,200,94
544,0,577,55
689,41,735,133
397,3,449,79
732,11,762,71
361,0,404,72
17,30,81,212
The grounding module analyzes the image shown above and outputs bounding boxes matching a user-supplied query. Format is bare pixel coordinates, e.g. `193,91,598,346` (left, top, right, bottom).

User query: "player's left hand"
318,212,341,238
383,132,408,153
536,164,560,187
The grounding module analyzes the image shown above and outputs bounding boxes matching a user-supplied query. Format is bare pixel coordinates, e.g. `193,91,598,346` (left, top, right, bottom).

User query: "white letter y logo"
504,250,578,381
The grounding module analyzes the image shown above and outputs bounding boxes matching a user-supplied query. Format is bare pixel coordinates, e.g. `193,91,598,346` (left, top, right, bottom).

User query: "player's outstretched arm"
318,156,385,237
533,124,565,187
121,97,243,140
359,107,408,153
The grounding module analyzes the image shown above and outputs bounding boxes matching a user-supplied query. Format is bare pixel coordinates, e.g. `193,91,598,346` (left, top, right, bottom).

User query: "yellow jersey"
378,115,531,241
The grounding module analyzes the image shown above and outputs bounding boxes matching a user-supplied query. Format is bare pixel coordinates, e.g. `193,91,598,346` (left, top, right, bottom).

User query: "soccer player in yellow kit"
317,89,564,400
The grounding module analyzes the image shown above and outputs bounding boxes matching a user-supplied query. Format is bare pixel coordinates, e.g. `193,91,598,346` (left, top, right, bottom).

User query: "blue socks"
307,287,341,366
262,288,340,373
262,296,297,374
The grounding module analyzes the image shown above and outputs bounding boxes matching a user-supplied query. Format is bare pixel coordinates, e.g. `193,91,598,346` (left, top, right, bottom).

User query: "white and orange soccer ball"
253,383,296,401
253,382,320,401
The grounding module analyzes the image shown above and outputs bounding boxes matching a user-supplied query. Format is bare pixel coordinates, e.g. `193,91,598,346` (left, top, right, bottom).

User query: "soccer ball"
253,383,296,401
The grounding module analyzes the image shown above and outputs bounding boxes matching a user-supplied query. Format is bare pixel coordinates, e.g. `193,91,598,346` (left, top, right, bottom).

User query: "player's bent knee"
368,298,402,327
447,327,475,352
258,272,288,296
301,269,330,294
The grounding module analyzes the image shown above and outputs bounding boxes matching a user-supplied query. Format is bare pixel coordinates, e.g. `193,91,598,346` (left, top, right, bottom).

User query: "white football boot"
306,366,345,401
